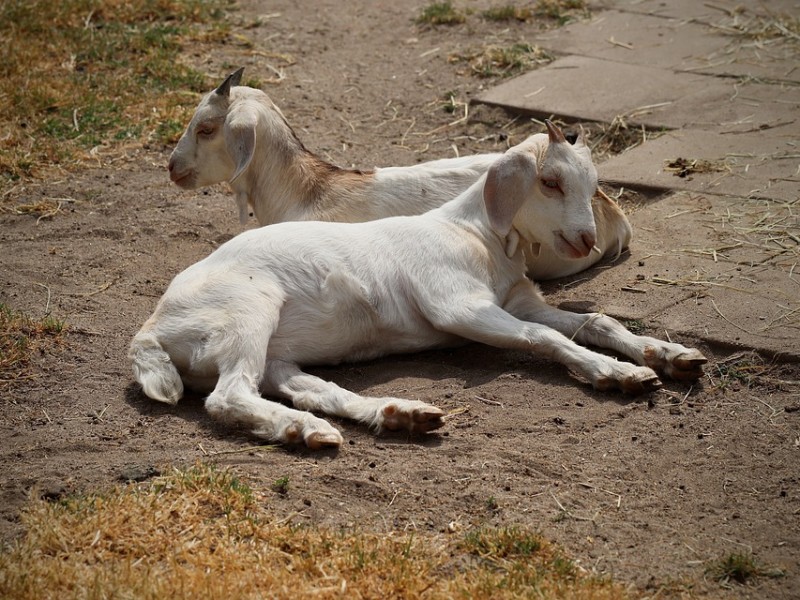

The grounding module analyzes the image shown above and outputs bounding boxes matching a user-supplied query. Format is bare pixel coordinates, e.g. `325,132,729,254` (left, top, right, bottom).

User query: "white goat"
132,123,706,448
167,68,632,280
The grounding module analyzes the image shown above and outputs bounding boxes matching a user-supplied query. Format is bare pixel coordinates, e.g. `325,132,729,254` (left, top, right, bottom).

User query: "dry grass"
0,463,633,600
0,303,66,387
450,43,553,78
0,0,231,191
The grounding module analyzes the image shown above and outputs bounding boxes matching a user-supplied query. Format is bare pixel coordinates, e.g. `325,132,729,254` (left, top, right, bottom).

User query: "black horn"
215,67,245,97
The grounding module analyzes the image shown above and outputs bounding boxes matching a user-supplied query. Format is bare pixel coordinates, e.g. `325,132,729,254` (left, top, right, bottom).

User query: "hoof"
673,349,708,370
411,407,446,432
383,402,445,433
622,371,662,395
594,368,661,395
305,430,343,450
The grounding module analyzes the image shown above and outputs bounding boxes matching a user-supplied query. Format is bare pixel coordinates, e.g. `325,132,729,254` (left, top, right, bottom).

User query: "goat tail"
129,331,184,405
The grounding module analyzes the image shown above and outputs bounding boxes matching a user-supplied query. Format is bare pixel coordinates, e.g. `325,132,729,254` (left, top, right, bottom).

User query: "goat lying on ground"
132,122,706,448
167,68,632,281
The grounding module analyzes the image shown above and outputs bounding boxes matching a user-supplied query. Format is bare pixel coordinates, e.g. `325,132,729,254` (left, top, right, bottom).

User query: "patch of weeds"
451,43,553,78
534,0,589,25
664,157,730,179
706,552,784,585
0,303,66,386
0,0,231,191
272,475,290,495
712,353,770,392
416,1,466,26
463,527,542,559
485,495,499,512
483,4,533,22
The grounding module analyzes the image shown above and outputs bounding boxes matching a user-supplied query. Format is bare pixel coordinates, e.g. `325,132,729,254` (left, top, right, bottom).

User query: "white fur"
134,132,706,448
168,76,632,280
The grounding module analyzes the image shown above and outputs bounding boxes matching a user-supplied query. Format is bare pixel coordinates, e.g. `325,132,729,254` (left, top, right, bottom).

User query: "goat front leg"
433,296,662,395
262,360,445,434
503,280,707,381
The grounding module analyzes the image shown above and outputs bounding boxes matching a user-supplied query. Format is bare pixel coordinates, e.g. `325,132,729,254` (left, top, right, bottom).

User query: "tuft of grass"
272,475,290,494
706,551,784,585
416,1,466,26
0,303,66,386
0,462,633,599
483,4,533,22
711,353,770,392
534,0,589,25
450,43,553,78
0,0,231,190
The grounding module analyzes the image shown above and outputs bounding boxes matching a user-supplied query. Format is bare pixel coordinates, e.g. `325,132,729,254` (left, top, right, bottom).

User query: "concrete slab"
612,0,800,24
476,56,800,132
599,125,800,202
475,55,723,129
539,9,800,83
544,190,800,359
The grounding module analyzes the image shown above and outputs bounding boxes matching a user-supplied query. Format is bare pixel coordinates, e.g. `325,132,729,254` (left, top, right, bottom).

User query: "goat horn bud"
215,67,245,97
544,119,567,144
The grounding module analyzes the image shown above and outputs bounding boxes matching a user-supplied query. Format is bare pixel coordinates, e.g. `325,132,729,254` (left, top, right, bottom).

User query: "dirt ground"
2,0,798,597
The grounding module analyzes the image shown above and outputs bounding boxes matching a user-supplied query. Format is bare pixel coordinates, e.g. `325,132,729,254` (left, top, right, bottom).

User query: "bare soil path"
2,1,798,597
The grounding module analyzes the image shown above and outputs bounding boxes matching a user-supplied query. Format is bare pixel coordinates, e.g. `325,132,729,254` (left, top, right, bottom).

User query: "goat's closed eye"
197,124,216,137
541,178,560,191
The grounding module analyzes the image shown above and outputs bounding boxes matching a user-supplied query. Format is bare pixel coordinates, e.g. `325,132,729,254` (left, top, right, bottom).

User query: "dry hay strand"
586,114,658,162
710,10,800,44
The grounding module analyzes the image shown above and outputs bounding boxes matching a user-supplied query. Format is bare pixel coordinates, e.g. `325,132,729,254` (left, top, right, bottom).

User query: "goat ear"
574,124,587,148
545,119,567,144
483,151,538,237
215,67,245,98
224,112,256,183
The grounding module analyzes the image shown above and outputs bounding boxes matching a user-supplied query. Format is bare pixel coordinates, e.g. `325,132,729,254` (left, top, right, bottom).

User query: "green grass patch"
0,462,633,599
0,303,66,386
706,551,784,585
0,0,232,189
416,1,466,26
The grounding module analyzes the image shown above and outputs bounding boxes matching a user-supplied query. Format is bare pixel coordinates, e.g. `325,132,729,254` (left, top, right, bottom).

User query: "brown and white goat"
167,68,632,280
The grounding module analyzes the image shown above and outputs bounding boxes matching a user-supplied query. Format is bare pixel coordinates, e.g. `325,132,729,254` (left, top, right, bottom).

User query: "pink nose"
580,231,596,254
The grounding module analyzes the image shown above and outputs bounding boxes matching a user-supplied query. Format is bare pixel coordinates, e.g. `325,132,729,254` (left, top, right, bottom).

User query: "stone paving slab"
546,191,800,359
476,55,722,129
599,125,800,202
539,8,800,84
476,55,800,132
613,0,800,24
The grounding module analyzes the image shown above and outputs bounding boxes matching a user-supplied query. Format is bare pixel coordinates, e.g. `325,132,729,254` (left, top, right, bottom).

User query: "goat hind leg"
263,360,445,434
206,371,343,449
